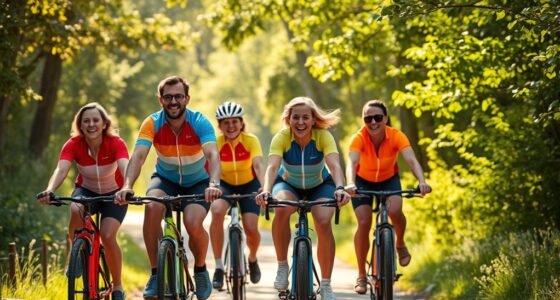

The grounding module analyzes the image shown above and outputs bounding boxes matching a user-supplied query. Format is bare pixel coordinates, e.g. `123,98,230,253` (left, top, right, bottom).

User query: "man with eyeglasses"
115,75,221,300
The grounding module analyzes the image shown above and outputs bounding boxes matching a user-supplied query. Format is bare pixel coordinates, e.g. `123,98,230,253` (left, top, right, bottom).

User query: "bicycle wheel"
179,250,195,300
295,240,310,300
97,246,111,298
229,229,245,300
68,238,89,300
379,228,394,300
157,239,177,300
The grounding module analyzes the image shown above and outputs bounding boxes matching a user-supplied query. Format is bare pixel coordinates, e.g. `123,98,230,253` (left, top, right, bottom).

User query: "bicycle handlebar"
125,194,206,205
355,187,421,198
264,198,341,225
39,193,115,206
220,193,257,202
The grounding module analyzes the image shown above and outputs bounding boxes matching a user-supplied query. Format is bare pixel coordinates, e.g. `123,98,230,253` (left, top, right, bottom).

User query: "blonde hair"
71,102,116,137
281,97,340,129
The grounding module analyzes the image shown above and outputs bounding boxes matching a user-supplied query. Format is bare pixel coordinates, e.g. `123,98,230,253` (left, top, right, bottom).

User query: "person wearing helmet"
210,101,266,290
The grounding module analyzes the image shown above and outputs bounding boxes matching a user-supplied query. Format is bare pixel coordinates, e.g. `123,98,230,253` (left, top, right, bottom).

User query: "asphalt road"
120,211,419,300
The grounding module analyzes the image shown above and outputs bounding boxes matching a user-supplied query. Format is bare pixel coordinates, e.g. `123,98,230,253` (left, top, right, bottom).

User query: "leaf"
496,11,506,21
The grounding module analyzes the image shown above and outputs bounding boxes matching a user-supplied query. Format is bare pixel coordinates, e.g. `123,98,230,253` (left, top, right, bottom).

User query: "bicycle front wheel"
295,240,310,300
157,239,177,300
379,228,394,300
68,238,89,300
229,229,245,300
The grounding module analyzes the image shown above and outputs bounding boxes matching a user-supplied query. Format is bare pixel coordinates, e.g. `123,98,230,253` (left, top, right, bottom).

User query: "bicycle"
265,198,340,300
220,193,257,300
45,194,114,300
127,194,205,300
354,188,421,300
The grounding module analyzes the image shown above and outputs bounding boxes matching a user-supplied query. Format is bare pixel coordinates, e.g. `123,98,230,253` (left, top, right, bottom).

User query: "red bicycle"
46,194,114,299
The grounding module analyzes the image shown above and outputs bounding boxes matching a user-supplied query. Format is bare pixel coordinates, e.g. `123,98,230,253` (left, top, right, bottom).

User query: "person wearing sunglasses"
115,75,222,300
345,99,431,294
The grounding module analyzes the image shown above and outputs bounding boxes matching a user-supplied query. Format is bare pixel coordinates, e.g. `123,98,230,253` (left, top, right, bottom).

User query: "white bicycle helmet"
216,101,244,120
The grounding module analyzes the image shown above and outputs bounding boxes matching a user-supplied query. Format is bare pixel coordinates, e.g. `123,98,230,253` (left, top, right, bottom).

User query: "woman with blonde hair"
256,96,350,300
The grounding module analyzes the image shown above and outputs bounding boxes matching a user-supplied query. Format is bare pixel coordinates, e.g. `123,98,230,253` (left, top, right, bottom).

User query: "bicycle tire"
179,250,195,300
97,246,111,298
295,240,310,300
379,228,394,300
68,238,89,300
230,229,245,300
157,239,177,300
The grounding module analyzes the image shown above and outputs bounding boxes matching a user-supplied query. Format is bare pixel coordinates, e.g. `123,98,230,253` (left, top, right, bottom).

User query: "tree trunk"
29,53,63,159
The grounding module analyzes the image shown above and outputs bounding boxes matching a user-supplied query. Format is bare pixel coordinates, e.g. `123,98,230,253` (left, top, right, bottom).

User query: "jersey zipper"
301,144,306,189
89,147,102,193
231,142,239,185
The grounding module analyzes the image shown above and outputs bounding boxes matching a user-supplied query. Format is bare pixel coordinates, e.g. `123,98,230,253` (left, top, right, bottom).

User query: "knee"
185,221,203,236
356,218,372,229
244,226,260,239
100,231,118,247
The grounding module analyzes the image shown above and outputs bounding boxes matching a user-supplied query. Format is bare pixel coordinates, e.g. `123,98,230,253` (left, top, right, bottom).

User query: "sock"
278,260,289,270
321,279,331,286
215,259,224,270
194,264,207,273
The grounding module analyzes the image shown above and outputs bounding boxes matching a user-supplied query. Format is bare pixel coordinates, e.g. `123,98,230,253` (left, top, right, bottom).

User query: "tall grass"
400,228,560,299
1,233,149,299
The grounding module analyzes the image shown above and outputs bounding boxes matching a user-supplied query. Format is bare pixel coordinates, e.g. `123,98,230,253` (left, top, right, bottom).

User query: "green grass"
1,233,149,299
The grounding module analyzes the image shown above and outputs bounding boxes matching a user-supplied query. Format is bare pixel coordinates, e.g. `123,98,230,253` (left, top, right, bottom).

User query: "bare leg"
311,204,335,279
209,199,229,262
143,189,166,268
387,196,406,248
241,213,261,261
353,205,372,278
184,204,209,267
100,217,123,290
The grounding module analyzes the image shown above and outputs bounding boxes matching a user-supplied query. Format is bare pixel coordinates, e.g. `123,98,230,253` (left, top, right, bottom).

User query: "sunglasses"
363,114,384,123
162,93,186,102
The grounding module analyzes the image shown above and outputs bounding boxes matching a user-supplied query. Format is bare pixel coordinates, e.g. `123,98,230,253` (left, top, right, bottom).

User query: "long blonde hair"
281,97,340,129
71,102,116,137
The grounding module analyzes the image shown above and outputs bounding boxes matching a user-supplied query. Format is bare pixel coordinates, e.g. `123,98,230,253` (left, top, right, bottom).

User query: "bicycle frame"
221,193,256,299
265,198,340,300
49,195,114,300
355,188,420,300
128,194,204,300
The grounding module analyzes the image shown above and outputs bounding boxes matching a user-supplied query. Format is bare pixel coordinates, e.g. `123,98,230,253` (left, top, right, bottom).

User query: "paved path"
121,211,418,299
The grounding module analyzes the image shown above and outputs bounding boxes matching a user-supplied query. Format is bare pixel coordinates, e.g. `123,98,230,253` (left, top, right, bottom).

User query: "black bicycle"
355,188,421,300
265,198,340,300
221,193,257,300
127,194,205,300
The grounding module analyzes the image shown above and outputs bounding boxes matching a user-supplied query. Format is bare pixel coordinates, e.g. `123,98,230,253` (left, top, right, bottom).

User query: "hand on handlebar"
255,191,271,207
418,182,432,196
204,186,222,203
334,189,350,208
36,191,54,205
114,188,134,206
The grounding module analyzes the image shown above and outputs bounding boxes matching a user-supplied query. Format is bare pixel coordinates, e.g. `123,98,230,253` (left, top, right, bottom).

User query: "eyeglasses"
161,93,186,102
363,114,384,123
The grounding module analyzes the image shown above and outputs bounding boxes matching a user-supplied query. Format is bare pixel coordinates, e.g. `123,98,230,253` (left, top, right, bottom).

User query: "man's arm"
115,145,150,203
202,142,222,201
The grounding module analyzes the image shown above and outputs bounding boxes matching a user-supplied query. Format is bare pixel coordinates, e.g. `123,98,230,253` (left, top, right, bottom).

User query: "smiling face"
289,104,315,142
80,108,106,141
363,105,387,136
159,82,189,120
218,117,244,141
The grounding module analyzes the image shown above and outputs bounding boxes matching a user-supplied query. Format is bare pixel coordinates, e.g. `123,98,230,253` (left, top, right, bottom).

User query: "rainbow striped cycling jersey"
269,128,338,189
135,109,216,187
60,135,129,194
218,132,263,185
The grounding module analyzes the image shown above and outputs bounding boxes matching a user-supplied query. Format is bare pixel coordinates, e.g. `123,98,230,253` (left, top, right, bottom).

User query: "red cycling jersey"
60,135,129,194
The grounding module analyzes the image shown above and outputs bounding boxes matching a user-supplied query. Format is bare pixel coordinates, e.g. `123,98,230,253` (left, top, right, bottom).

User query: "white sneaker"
320,283,336,300
273,263,289,290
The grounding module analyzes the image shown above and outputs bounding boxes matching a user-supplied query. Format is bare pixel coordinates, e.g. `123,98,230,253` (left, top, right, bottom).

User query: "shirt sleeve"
59,138,75,162
348,132,364,153
113,137,130,160
192,112,216,145
394,129,411,151
136,117,156,147
247,134,263,158
269,130,287,157
317,129,338,155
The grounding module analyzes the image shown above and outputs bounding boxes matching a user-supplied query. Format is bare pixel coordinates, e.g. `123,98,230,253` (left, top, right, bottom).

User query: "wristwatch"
209,179,221,188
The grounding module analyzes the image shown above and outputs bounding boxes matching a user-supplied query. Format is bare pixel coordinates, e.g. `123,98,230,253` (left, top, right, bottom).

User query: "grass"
0,233,149,299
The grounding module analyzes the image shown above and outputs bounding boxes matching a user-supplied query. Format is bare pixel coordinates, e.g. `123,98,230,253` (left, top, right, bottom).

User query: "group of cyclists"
37,75,431,300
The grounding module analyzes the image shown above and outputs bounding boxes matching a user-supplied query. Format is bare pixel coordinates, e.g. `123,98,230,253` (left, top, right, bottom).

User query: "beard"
164,105,186,120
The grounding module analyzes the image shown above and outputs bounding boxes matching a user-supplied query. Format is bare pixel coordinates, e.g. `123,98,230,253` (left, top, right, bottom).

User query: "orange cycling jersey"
218,131,263,185
349,126,411,182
